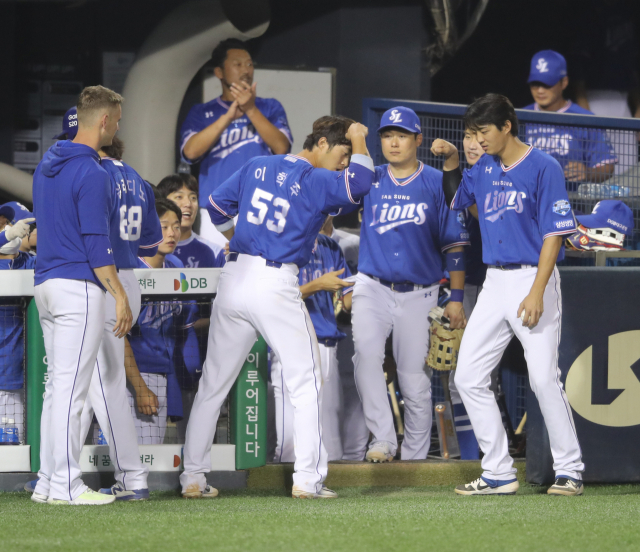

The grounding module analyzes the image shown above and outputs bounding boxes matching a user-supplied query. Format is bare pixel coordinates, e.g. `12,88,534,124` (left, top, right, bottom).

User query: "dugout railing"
363,98,640,430
0,268,268,474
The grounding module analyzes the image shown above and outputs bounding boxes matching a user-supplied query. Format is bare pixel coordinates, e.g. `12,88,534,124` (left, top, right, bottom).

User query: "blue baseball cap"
378,106,422,134
0,203,15,222
2,201,33,223
577,200,634,235
53,106,78,140
527,50,567,87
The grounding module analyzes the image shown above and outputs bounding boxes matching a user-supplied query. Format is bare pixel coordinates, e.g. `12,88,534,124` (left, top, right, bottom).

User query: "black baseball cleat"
547,477,583,496
455,476,519,495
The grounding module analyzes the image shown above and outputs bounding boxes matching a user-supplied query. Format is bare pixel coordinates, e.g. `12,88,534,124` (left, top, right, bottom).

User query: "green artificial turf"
1,485,639,551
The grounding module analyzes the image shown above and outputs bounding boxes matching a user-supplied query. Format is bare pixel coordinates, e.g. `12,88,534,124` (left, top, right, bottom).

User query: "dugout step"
248,460,527,489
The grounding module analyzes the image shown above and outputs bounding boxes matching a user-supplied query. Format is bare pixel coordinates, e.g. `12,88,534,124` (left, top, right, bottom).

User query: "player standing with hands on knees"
31,85,133,505
432,94,584,496
180,39,292,247
350,107,469,463
180,116,374,500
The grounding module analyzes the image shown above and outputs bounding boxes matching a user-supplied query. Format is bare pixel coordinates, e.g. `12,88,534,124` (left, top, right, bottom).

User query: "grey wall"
253,6,430,121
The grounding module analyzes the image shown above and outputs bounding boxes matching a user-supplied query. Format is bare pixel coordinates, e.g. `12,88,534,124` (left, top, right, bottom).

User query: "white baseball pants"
352,273,439,459
79,270,148,488
454,267,584,480
272,342,343,462
34,279,105,501
181,254,327,495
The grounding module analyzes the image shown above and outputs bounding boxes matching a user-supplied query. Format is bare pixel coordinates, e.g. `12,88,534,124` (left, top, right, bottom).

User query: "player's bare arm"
517,235,562,328
230,81,290,155
124,337,159,416
182,101,241,161
300,268,351,300
565,160,614,183
443,246,467,330
431,138,469,212
94,265,133,338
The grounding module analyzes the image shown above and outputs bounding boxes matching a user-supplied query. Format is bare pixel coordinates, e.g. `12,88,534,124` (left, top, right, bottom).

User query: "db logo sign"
174,273,207,292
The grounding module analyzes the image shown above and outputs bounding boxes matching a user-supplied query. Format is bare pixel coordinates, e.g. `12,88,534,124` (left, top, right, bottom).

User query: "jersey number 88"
119,205,142,241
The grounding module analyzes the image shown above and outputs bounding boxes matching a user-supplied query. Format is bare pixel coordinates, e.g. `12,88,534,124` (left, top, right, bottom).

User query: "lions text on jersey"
207,153,374,267
452,146,576,265
358,162,470,285
180,97,292,204
523,101,617,173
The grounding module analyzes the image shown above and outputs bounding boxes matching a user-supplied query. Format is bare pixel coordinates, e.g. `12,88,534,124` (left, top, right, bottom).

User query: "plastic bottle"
0,417,6,444
577,184,630,199
4,419,19,445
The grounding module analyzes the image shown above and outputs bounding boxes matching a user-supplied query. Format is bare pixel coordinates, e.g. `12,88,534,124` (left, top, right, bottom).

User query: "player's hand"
113,297,133,338
564,161,587,182
431,139,458,158
4,218,35,241
517,292,544,329
345,123,369,141
230,82,257,113
223,100,242,121
443,301,467,329
315,268,352,292
224,242,230,256
136,385,159,416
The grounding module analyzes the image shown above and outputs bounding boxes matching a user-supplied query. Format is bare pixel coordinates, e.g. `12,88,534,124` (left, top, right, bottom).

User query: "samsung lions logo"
389,110,403,123
552,199,571,216
369,202,428,234
536,58,549,73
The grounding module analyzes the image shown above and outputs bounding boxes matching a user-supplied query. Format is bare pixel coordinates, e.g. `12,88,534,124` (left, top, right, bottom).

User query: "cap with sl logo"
378,106,422,134
527,50,567,87
577,200,634,235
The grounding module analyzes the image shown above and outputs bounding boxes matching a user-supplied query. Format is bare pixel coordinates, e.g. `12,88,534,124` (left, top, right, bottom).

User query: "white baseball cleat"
547,477,584,496
31,492,48,504
47,488,116,505
455,477,519,496
292,485,338,499
182,484,219,499
365,442,394,463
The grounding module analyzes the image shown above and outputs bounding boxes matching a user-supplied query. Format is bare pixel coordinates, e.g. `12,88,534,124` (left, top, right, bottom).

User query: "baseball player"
271,228,354,462
180,39,292,247
127,198,200,444
0,204,37,445
351,106,469,462
524,50,617,183
31,85,133,505
179,115,373,499
157,174,226,268
432,93,584,496
67,133,163,501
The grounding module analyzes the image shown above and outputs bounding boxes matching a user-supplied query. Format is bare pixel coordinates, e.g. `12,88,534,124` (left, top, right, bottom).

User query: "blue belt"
489,264,536,270
227,252,282,268
317,338,338,348
363,273,431,293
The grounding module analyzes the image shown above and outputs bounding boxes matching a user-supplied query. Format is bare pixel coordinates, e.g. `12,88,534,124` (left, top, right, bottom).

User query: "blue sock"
453,402,479,460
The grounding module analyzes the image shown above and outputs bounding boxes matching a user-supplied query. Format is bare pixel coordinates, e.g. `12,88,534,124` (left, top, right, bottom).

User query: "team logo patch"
457,212,466,227
553,200,571,216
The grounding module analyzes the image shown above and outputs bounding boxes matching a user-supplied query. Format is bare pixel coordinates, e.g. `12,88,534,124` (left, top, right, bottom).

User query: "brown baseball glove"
426,306,463,371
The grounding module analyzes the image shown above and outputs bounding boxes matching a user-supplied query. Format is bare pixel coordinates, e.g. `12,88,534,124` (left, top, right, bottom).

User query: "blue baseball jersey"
358,163,470,285
299,234,353,342
180,97,292,204
207,154,374,267
523,101,617,171
0,252,37,390
463,211,486,286
173,232,225,268
451,146,577,265
101,158,163,269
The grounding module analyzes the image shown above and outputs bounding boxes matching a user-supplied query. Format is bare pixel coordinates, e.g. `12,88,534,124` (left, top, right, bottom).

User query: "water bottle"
0,417,6,444
4,419,19,445
577,184,630,199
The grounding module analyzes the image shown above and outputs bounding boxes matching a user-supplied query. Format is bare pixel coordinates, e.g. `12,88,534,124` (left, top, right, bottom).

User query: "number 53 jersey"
207,153,374,267
102,157,163,270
